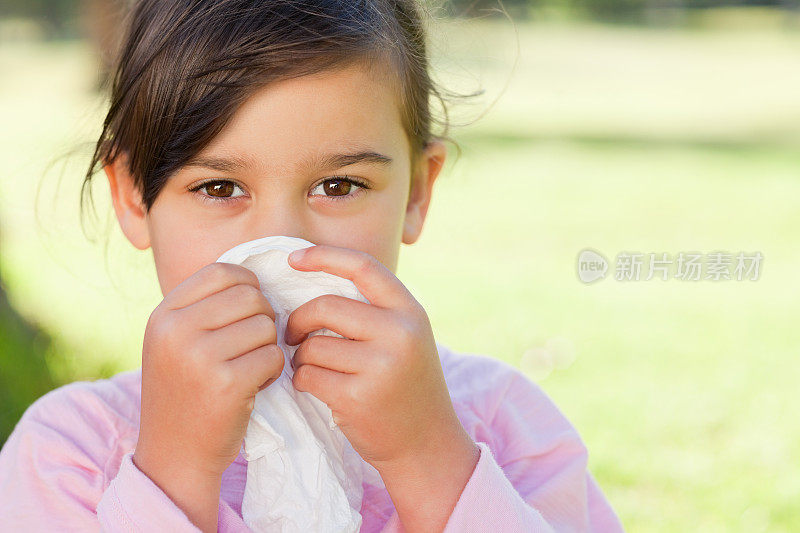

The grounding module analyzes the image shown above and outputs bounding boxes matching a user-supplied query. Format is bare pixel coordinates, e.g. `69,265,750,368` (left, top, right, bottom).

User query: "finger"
284,293,390,346
287,245,414,310
166,262,261,310
291,335,364,374
180,282,276,331
291,362,351,407
205,313,277,361
227,344,286,394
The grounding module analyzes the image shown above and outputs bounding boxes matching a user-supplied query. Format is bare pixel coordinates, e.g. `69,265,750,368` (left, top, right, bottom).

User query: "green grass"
1,17,799,532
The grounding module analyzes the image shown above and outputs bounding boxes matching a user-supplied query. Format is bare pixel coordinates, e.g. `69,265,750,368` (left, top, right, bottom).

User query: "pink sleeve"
0,383,251,532
97,450,249,531
442,362,625,532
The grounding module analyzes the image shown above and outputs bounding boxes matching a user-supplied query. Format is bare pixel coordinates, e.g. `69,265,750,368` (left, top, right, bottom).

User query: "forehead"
197,61,409,174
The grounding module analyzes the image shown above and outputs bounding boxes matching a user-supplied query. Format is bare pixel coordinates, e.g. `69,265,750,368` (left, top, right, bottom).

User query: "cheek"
349,197,406,272
310,201,404,273
147,207,227,296
364,182,407,269
151,234,207,297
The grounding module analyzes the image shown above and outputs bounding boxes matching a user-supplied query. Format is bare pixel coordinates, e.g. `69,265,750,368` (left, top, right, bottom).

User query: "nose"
245,197,314,245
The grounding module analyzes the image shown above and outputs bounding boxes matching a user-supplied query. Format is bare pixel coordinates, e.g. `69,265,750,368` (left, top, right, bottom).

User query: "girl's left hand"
284,244,470,473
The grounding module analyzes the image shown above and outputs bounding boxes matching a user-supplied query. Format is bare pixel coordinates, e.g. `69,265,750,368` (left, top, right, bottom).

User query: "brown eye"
189,180,246,204
309,177,367,201
323,178,352,197
206,181,235,197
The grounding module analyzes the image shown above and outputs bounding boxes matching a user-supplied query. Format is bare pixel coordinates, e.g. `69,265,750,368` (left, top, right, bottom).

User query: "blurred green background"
1,1,799,531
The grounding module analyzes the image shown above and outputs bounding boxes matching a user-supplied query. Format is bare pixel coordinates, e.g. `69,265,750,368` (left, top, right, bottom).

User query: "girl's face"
106,62,446,297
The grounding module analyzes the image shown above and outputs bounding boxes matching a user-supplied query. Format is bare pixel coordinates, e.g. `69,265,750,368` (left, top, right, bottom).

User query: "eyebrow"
183,150,393,173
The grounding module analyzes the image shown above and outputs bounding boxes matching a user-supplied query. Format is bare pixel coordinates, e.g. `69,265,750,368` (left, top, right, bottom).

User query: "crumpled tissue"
215,235,375,532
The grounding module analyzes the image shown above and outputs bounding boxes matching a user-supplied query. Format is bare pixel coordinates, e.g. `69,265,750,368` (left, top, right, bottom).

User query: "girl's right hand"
133,261,285,483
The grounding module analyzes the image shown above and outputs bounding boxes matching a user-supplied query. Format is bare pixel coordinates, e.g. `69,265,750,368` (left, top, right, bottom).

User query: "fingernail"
289,248,306,263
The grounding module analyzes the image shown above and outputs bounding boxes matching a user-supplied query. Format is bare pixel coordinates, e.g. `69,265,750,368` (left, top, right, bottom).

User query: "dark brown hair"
79,0,485,231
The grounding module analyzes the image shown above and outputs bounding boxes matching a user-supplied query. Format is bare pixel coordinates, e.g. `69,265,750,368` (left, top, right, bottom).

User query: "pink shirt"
0,341,624,532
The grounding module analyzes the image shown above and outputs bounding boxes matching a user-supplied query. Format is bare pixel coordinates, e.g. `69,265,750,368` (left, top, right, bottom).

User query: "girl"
0,1,624,531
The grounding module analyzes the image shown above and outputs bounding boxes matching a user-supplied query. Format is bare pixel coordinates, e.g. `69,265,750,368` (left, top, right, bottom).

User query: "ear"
104,153,151,250
402,139,447,245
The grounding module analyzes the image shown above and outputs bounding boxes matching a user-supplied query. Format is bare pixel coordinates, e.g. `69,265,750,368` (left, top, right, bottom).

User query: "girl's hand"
134,262,285,484
284,245,475,474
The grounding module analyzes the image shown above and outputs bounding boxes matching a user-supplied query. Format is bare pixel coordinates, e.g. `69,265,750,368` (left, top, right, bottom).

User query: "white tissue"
215,235,370,533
